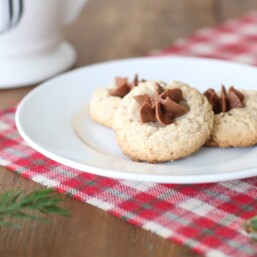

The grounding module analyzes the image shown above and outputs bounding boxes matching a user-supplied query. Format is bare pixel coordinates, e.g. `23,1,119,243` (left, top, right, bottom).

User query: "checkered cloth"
1,12,257,257
159,12,257,66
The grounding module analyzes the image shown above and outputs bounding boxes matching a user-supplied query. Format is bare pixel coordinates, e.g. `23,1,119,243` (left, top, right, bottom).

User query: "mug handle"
0,0,23,34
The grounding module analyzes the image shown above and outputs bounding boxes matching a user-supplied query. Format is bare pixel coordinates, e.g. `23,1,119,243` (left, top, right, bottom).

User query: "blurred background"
65,0,257,66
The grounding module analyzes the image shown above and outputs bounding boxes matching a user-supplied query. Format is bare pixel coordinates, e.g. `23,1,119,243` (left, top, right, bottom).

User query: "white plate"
16,56,257,184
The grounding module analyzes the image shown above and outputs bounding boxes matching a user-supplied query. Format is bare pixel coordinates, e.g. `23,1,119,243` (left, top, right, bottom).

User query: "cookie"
89,75,144,128
112,80,214,163
204,86,257,147
89,87,121,127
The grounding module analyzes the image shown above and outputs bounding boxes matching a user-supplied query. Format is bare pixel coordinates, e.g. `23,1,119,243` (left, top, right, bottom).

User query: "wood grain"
1,0,257,256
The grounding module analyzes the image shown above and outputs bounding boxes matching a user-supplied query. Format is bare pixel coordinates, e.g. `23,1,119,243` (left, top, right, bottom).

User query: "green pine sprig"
244,216,257,240
0,188,70,228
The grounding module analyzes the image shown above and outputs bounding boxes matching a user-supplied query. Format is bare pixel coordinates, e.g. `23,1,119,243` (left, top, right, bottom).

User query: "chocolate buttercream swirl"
204,85,244,114
134,82,189,125
110,74,145,98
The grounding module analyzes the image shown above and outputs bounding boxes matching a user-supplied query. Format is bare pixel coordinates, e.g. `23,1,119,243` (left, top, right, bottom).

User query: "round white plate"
16,56,257,184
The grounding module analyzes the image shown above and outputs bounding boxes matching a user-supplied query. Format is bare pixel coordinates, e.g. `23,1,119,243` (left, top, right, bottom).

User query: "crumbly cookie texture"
89,86,121,128
113,80,214,163
89,75,144,128
205,90,257,147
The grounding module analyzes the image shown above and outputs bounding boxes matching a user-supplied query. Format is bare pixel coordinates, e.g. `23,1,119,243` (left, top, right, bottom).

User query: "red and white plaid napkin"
159,11,257,67
2,12,257,257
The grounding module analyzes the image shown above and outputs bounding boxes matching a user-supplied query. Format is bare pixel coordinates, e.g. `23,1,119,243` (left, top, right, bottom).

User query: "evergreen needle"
0,188,70,228
244,215,257,240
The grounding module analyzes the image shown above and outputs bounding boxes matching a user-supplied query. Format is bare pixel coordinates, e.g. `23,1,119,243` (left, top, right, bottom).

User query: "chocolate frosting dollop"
110,74,145,98
204,85,244,114
134,82,189,125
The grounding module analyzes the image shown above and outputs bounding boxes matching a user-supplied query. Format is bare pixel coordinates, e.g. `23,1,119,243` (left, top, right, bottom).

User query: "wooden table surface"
1,1,257,256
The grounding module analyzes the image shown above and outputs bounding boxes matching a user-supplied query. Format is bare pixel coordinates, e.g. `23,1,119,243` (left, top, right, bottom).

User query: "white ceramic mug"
0,0,87,88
